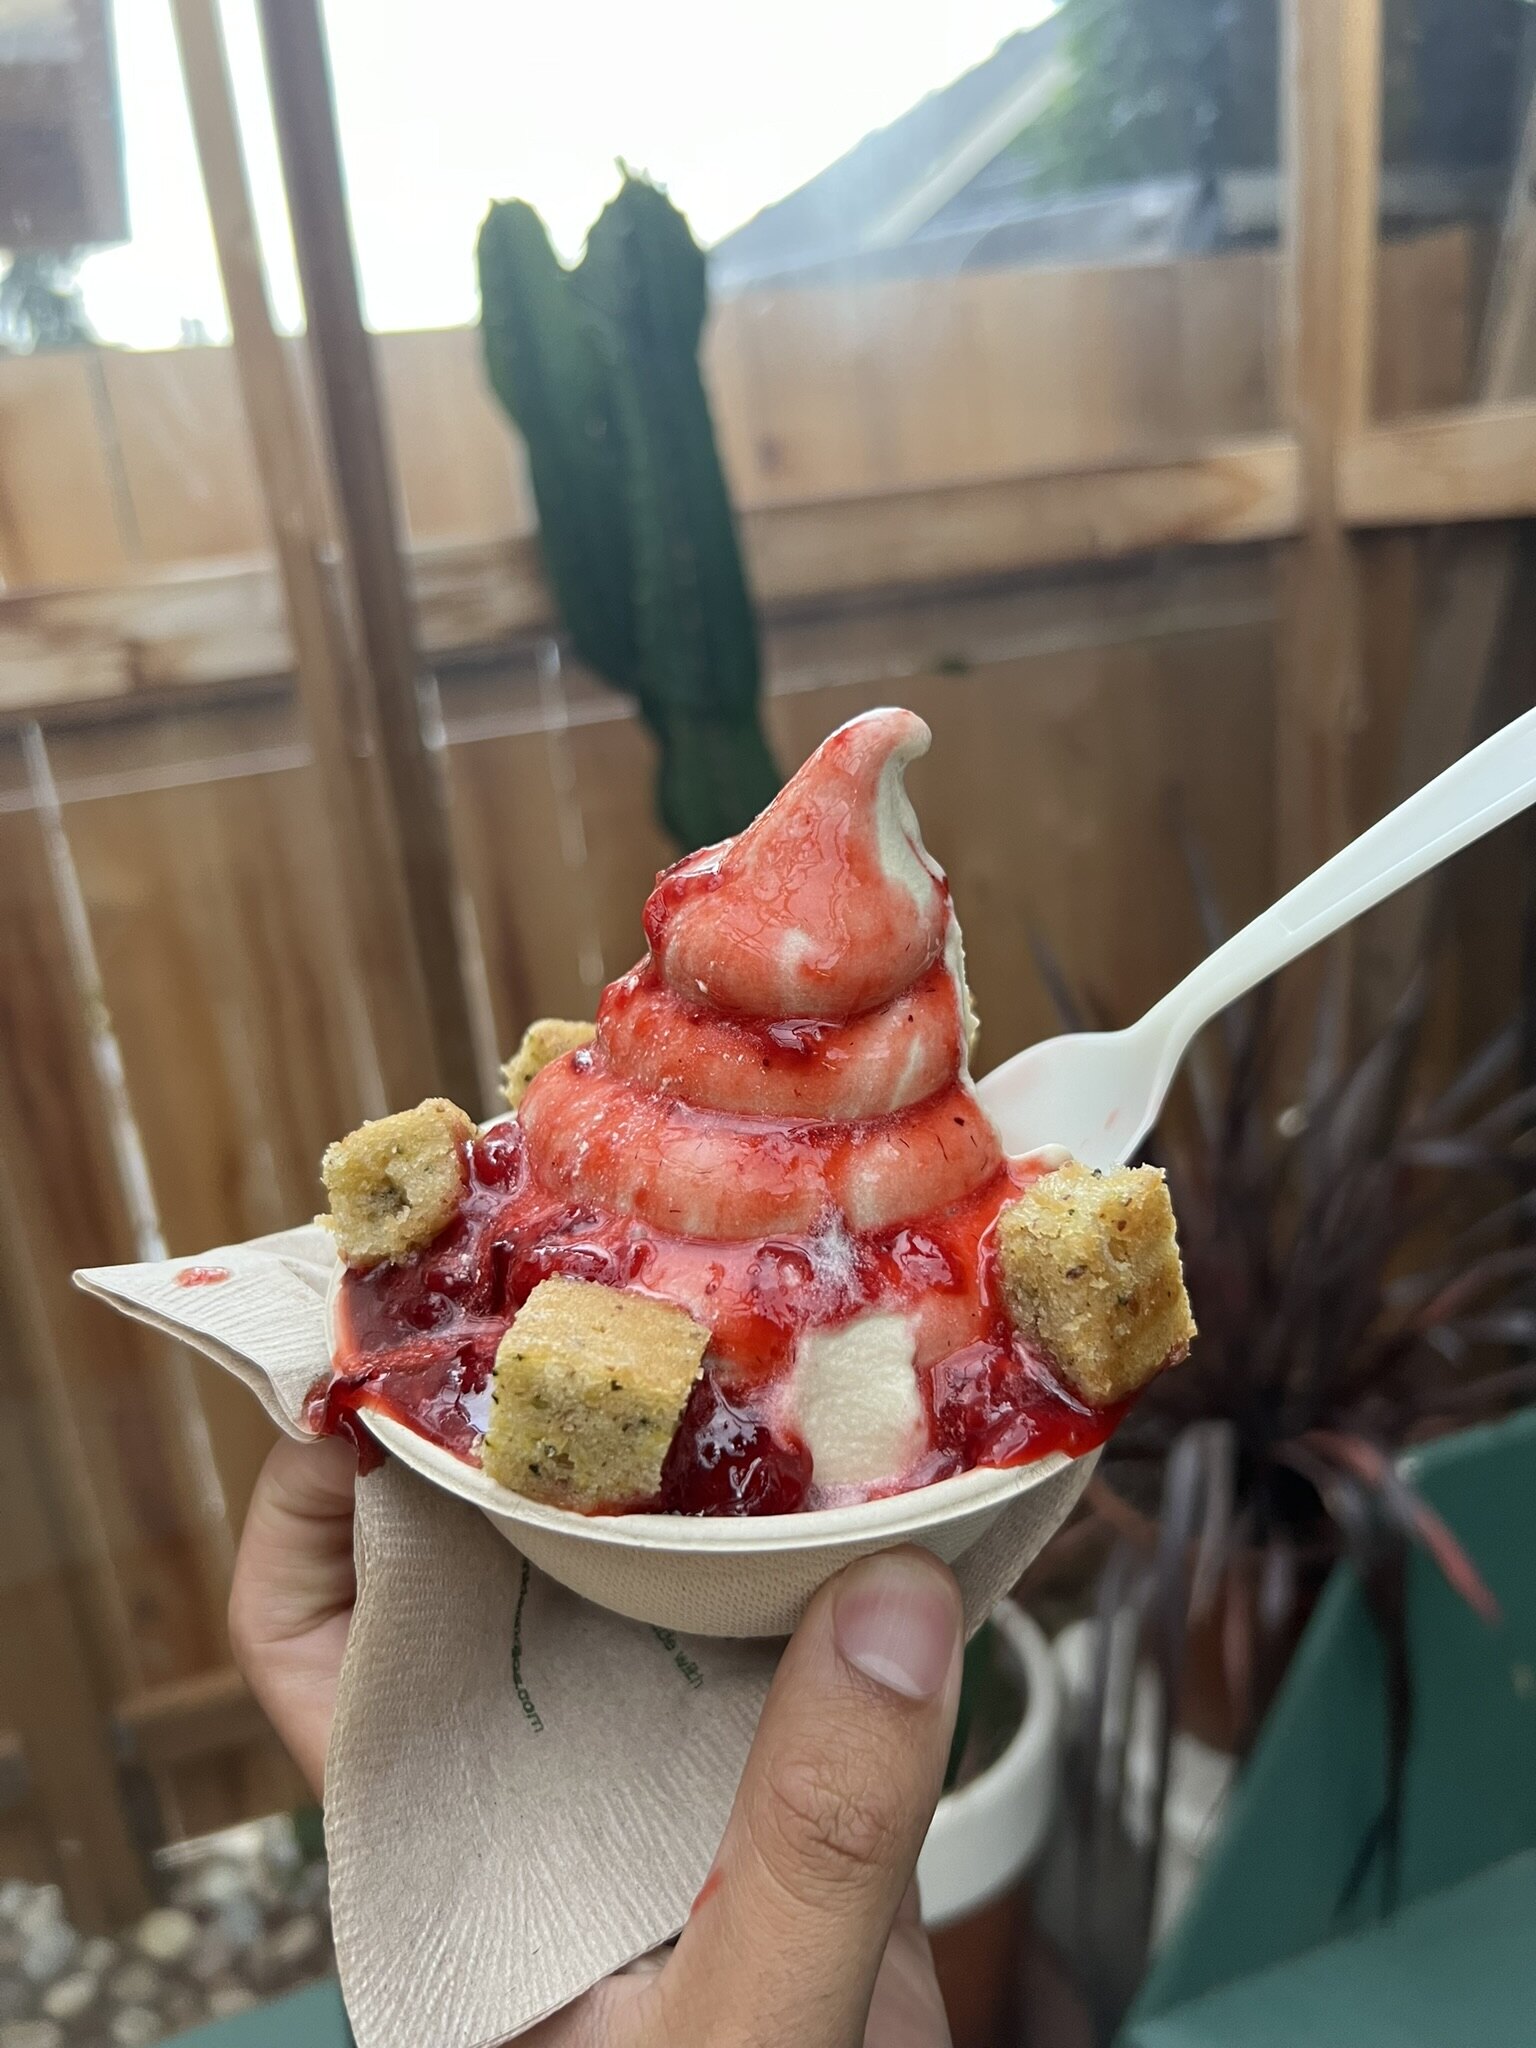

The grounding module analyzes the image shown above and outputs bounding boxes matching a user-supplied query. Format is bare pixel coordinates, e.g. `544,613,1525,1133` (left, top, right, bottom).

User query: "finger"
863,1893,951,2048
231,1435,358,1641
229,1435,358,1792
661,1548,961,2048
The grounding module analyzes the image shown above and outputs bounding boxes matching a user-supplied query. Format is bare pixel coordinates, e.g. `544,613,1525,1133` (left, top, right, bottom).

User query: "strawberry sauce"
314,1122,1120,1510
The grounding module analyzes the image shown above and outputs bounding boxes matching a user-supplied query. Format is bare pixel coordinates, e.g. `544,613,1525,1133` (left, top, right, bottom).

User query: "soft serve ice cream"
317,710,1193,1514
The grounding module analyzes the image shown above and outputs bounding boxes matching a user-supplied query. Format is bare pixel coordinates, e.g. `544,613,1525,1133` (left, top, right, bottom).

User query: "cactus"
478,176,779,850
476,200,637,695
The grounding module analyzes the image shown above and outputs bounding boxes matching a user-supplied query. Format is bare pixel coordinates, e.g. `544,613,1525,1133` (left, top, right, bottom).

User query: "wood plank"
0,556,294,706
0,228,1478,603
0,439,1304,717
1170,251,1279,439
49,700,369,1243
0,749,231,1703
1275,0,1380,886
1478,85,1536,402
5,392,1536,726
0,354,132,587
47,702,372,1530
375,329,534,543
255,0,481,1111
546,669,672,991
115,1667,268,1769
1336,0,1383,436
1339,404,1536,524
704,282,893,502
169,0,444,1113
0,1817,60,1890
745,439,1301,604
98,347,269,564
706,261,1236,508
442,672,602,1042
0,1326,149,1928
0,729,318,1846
1352,87,1536,1035
0,1729,28,1815
1374,229,1474,418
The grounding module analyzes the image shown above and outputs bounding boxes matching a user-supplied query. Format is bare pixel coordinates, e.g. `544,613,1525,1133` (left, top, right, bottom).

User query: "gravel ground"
0,1817,335,2046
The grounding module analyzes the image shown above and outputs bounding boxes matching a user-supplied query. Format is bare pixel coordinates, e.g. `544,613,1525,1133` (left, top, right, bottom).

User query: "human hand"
231,1437,960,2047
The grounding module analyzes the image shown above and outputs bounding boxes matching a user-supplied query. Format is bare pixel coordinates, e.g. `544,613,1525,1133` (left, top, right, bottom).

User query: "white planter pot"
1053,1619,1235,1945
917,1599,1061,1931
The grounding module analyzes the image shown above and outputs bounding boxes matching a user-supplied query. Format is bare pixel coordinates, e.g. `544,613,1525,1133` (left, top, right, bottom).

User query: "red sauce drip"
175,1264,232,1287
909,1341,1131,1489
656,1375,813,1516
308,1122,1123,1512
642,844,723,957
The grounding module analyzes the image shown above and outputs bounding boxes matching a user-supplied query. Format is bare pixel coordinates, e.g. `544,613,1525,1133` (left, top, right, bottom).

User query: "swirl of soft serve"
517,708,1004,1491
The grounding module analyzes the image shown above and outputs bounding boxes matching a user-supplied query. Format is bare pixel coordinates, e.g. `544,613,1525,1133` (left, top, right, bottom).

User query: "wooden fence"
1,1,1534,1925
0,232,1479,592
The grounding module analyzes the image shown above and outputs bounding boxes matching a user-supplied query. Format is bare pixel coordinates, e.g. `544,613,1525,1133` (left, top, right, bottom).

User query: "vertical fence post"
1277,0,1382,887
252,0,482,1111
168,0,454,1113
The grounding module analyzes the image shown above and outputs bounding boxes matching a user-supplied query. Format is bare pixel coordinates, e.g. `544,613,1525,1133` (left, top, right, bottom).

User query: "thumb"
660,1549,962,2048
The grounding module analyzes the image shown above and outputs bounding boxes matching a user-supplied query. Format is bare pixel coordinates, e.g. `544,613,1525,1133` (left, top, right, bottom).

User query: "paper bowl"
354,1403,1090,1637
328,1246,1096,1636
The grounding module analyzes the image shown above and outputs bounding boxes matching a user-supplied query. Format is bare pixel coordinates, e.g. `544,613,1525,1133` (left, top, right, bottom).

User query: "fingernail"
833,1550,961,1701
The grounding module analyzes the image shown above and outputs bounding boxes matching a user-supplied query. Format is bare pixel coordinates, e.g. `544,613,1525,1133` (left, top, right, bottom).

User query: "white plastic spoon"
976,705,1536,1167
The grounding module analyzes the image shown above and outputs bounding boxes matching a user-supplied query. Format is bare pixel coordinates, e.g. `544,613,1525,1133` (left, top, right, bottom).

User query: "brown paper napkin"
76,1229,1091,2045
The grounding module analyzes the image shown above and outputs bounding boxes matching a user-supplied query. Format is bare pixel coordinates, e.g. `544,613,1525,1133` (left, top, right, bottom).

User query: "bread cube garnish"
501,1018,597,1110
321,1098,474,1268
483,1276,708,1510
997,1162,1194,1406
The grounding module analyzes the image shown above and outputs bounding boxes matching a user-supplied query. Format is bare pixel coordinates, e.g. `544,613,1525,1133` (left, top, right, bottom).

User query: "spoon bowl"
978,1018,1167,1167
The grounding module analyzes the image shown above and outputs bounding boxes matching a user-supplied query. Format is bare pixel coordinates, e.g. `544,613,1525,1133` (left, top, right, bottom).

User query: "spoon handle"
1145,705,1536,1052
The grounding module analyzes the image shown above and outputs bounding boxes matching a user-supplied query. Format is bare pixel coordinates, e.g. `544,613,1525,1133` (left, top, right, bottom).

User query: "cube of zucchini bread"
484,1276,709,1509
321,1098,475,1268
997,1163,1194,1406
501,1018,596,1111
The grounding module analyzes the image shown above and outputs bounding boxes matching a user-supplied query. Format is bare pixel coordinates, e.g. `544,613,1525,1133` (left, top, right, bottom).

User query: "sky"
80,0,1054,347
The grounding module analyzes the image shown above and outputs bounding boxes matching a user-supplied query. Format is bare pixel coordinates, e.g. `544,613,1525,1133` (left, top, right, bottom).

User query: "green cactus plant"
477,175,780,851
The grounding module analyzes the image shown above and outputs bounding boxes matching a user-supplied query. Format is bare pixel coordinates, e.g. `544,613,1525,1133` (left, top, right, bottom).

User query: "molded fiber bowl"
360,1408,1097,1637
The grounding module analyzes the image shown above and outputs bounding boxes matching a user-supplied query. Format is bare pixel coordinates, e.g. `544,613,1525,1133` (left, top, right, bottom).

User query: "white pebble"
110,2008,162,2048
0,2020,66,2048
19,1919,77,1985
171,1860,246,1912
40,1973,97,2022
206,1986,258,2019
133,1907,197,1965
79,1936,119,1975
213,1895,263,1950
0,1884,33,1926
10,1888,62,1935
259,1819,303,1878
267,1915,322,1967
185,1927,237,1983
107,1961,160,2007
